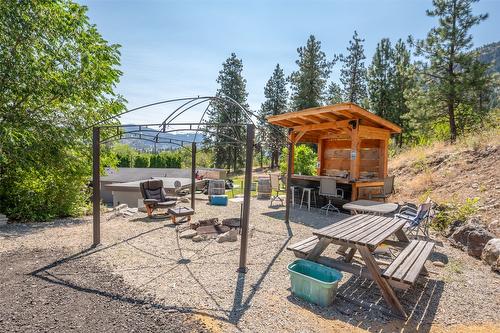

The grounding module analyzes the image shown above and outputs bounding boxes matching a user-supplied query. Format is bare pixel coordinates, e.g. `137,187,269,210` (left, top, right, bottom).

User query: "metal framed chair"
140,179,178,218
319,178,344,215
396,201,433,239
368,175,395,202
270,174,285,206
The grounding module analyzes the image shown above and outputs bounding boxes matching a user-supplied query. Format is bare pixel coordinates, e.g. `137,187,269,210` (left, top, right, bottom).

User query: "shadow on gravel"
228,233,293,325
286,271,444,333
0,218,88,238
262,209,348,229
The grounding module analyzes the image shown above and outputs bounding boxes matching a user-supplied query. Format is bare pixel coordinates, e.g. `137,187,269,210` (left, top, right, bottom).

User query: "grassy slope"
388,128,499,235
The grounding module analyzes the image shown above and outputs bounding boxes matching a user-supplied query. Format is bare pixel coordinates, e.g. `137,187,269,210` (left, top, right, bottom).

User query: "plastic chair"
319,179,344,215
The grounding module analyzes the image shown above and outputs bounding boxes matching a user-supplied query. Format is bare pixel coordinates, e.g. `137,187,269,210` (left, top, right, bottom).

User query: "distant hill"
476,41,500,73
118,125,205,151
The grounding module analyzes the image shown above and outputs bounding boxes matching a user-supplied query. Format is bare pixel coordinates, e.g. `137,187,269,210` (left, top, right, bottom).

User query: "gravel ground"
1,195,499,332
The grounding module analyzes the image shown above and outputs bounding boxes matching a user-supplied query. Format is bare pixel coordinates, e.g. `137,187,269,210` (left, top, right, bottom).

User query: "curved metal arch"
100,136,186,149
101,129,193,146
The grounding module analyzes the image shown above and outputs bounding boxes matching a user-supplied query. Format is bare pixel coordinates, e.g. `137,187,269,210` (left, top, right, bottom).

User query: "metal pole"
284,129,294,224
191,142,196,210
92,127,101,246
238,124,255,273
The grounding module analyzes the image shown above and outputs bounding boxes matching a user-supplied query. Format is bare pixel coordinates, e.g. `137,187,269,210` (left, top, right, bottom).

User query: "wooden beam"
293,119,351,133
293,131,306,144
267,103,402,134
359,125,391,140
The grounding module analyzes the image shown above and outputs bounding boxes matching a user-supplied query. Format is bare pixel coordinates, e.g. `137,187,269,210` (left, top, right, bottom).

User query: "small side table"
168,207,194,224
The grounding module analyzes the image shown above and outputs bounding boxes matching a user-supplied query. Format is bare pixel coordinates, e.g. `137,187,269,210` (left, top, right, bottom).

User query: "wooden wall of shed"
319,138,387,179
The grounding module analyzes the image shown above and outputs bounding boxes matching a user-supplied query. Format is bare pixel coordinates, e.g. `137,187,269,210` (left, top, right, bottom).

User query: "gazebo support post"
238,124,255,273
284,130,294,224
92,126,101,247
191,142,196,210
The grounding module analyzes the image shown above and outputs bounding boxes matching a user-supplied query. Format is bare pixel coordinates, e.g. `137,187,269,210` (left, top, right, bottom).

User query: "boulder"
192,234,207,242
179,229,197,239
487,219,500,237
481,238,500,272
216,229,238,243
449,223,495,258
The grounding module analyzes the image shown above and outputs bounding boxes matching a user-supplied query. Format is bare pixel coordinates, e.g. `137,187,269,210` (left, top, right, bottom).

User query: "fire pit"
177,217,240,242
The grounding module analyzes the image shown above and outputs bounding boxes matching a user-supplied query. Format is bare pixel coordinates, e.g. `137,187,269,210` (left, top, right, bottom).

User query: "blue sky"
80,0,500,124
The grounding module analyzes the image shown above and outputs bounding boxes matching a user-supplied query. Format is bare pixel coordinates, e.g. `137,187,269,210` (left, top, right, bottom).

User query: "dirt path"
0,248,208,333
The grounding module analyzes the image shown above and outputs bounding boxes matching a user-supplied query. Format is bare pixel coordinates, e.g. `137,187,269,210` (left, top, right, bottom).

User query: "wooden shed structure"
267,103,401,202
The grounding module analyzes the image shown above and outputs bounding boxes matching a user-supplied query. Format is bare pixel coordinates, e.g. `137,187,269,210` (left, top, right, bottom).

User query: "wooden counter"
291,174,384,201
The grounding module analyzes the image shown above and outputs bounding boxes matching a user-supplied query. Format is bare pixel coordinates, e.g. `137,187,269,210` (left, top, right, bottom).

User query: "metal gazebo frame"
91,96,261,273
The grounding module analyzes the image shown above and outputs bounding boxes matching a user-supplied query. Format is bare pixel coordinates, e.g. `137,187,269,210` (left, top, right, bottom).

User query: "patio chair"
319,178,344,215
368,175,395,202
269,174,285,206
140,179,178,218
395,201,433,239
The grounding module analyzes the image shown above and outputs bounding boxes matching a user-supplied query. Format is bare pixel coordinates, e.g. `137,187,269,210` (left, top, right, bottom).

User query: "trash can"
287,259,343,307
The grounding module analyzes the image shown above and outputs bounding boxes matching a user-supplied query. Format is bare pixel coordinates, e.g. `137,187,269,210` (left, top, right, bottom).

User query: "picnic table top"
342,200,398,214
313,214,406,247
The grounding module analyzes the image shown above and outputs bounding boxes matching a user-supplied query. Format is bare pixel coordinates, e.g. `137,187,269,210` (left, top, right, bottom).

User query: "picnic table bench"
287,214,434,318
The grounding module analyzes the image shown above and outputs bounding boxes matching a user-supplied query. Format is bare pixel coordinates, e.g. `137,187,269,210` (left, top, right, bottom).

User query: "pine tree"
289,35,332,110
326,82,343,104
368,38,393,119
206,53,249,171
391,39,415,145
340,31,368,105
416,0,488,142
258,64,288,168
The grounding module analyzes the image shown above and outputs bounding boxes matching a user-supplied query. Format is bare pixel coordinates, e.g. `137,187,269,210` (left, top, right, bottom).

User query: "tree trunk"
448,102,457,143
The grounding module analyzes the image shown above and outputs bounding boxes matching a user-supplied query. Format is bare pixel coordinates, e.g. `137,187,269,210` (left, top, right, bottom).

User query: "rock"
488,220,500,236
192,234,207,242
446,220,465,237
432,261,445,267
179,229,197,239
216,229,238,243
481,238,500,272
450,223,495,258
178,197,190,203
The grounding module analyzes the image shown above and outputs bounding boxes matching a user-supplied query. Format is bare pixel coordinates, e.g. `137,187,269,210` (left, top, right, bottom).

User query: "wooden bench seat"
287,236,319,257
382,240,434,286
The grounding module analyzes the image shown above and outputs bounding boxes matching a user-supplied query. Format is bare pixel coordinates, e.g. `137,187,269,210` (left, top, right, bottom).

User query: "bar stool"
300,187,317,211
290,185,300,207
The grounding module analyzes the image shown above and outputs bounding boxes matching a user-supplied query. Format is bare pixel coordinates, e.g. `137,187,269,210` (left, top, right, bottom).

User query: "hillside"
389,129,499,236
477,41,500,73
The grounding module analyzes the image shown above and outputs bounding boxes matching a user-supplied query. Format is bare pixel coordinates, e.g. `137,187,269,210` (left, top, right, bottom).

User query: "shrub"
279,145,317,176
432,197,480,231
133,154,150,168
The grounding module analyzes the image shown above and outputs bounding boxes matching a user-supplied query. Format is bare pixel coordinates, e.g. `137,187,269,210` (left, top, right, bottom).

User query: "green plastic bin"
287,259,343,307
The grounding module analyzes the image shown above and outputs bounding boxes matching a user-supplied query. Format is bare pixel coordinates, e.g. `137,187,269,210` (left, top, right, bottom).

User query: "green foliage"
326,82,343,104
258,64,288,168
279,145,317,176
205,53,248,171
289,35,333,110
340,31,368,105
368,38,414,146
432,197,479,231
133,154,150,168
112,143,136,167
415,0,489,142
0,0,124,221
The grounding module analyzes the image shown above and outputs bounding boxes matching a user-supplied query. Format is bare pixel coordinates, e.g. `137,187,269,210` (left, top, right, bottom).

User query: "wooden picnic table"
342,199,398,215
291,214,434,318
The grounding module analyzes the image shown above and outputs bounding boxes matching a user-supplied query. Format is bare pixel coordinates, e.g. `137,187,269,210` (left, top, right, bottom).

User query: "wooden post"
317,138,323,175
349,122,360,181
379,138,388,178
284,129,294,224
238,124,255,273
92,127,101,247
191,142,196,210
